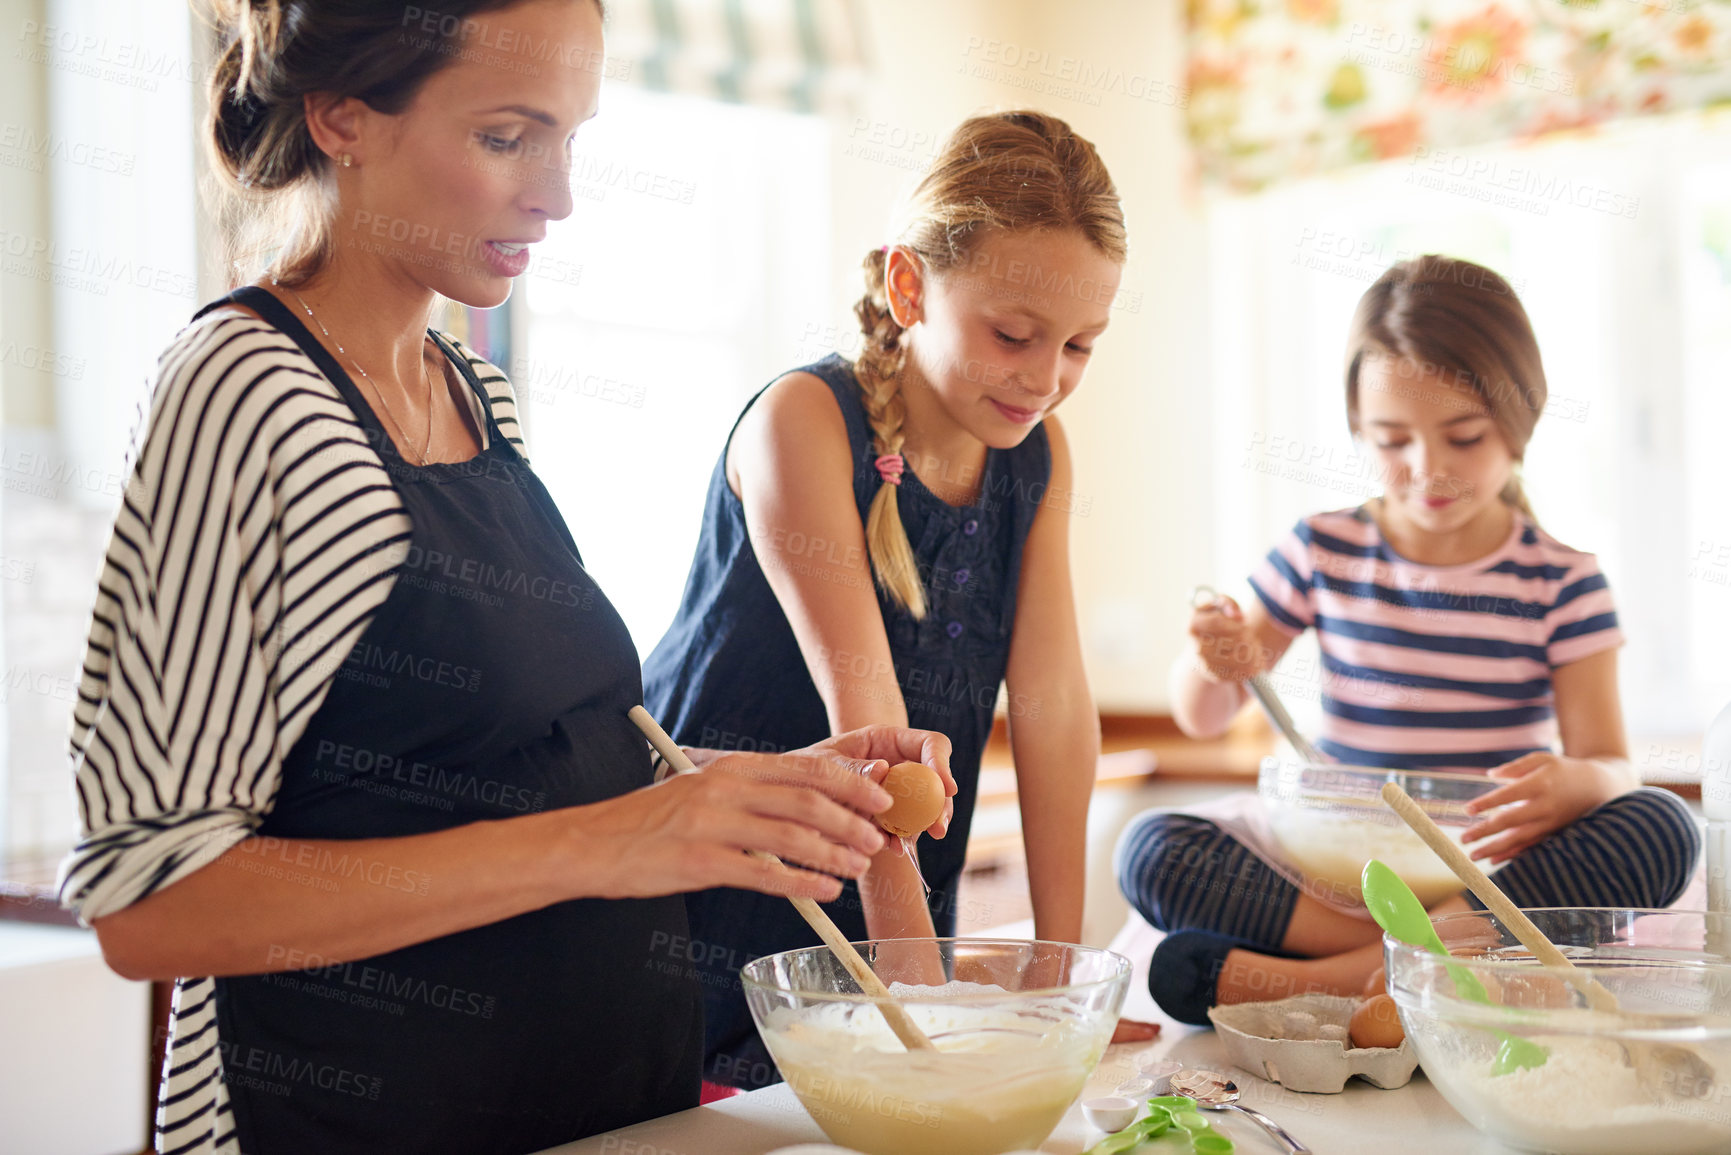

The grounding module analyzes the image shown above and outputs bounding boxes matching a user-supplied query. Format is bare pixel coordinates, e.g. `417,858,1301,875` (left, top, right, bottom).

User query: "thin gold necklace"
274,279,437,466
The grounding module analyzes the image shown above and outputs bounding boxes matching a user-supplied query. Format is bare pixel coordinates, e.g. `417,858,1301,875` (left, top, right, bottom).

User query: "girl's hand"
1460,752,1630,864
1188,595,1270,683
1111,1018,1162,1044
803,724,958,839
573,747,897,902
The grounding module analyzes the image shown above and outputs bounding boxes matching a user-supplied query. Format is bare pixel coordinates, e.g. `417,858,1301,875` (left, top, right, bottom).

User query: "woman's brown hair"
852,110,1126,618
203,0,602,287
1344,255,1546,521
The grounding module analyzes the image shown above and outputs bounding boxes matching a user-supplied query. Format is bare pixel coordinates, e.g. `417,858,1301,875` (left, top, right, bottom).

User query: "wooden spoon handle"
1380,781,1620,1014
629,706,938,1052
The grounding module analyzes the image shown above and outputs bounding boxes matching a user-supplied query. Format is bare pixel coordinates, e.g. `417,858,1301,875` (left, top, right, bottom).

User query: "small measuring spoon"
1170,1069,1311,1154
1361,859,1547,1075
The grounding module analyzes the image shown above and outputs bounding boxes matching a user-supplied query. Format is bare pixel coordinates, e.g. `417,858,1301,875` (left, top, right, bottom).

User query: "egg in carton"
1206,993,1418,1093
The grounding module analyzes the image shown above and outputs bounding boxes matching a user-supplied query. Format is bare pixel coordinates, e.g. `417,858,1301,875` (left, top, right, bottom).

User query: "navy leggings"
1115,788,1701,951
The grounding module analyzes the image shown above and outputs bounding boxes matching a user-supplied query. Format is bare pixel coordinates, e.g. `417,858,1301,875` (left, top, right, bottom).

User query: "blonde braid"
854,247,927,619
845,110,1125,618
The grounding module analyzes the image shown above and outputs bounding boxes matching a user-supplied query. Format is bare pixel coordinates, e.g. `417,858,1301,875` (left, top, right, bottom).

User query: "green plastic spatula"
1360,859,1548,1076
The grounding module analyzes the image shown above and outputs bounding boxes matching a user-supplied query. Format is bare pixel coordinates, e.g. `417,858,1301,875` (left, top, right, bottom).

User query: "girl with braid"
643,110,1126,1092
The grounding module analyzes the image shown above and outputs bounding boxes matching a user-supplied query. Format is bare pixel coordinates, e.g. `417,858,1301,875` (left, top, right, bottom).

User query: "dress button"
953,568,971,585
946,620,964,639
962,519,979,536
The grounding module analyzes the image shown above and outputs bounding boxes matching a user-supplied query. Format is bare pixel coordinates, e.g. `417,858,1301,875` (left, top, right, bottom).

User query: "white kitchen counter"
542,902,1524,1155
543,1028,1510,1155
1,922,151,1155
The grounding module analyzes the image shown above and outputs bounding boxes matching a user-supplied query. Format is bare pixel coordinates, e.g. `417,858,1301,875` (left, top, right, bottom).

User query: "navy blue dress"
642,354,1051,1088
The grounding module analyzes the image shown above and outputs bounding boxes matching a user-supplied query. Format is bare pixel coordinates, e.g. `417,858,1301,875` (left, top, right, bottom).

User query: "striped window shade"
601,0,868,115
1188,0,1731,193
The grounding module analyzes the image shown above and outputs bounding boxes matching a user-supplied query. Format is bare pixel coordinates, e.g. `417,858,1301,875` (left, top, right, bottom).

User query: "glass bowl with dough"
1260,759,1501,907
742,938,1130,1155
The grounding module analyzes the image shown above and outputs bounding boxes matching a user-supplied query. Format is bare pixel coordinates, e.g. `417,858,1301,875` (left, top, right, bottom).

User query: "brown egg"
877,761,944,838
1349,993,1406,1050
1363,967,1387,998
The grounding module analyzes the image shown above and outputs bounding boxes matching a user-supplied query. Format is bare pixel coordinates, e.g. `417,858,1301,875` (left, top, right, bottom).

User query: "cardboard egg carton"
1207,993,1418,1093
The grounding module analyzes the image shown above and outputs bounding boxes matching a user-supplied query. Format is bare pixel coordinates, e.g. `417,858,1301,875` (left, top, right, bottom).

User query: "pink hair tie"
874,453,905,485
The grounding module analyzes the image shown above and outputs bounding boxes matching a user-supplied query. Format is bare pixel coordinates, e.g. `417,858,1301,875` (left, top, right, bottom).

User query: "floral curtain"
1187,0,1731,192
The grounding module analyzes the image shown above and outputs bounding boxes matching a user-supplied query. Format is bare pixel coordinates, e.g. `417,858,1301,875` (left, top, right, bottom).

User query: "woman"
58,2,950,1153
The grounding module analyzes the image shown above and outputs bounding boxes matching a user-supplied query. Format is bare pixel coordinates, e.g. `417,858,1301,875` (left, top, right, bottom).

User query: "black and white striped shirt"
57,305,525,1155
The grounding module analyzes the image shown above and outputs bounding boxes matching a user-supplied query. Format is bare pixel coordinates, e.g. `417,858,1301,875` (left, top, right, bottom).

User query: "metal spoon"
1190,585,1327,763
1170,1069,1312,1154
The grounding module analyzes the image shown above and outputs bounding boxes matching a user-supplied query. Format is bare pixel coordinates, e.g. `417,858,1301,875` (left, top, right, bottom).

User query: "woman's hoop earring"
338,153,353,168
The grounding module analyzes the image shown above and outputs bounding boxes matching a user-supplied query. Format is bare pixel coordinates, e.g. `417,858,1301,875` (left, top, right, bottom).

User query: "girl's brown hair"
203,0,602,287
852,110,1126,618
1344,255,1546,521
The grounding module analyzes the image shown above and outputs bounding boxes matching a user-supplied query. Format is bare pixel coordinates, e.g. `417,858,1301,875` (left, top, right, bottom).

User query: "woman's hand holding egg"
571,765,891,903
807,725,957,839
609,726,955,909
577,724,952,904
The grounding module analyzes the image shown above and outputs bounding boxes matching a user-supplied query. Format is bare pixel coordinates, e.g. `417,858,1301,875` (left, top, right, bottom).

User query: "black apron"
204,287,702,1154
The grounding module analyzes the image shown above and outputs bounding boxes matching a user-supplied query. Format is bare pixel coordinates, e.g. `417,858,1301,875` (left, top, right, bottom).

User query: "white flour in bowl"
1434,1036,1731,1155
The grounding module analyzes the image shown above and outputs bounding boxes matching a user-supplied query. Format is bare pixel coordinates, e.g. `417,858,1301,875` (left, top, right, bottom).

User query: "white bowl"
1081,1096,1139,1133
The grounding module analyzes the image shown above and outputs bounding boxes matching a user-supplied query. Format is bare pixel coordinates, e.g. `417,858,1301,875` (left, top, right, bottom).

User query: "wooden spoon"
629,705,937,1052
1381,781,1713,1097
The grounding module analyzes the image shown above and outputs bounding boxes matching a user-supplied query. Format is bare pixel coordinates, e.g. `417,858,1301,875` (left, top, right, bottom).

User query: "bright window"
516,84,830,653
1205,109,1731,740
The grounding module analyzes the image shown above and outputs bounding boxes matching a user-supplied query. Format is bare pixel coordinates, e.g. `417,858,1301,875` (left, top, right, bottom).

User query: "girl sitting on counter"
1115,255,1700,1025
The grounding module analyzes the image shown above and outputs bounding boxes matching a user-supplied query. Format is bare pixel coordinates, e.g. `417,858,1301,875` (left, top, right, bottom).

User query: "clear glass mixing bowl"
1386,908,1731,1155
1260,757,1502,906
741,938,1130,1155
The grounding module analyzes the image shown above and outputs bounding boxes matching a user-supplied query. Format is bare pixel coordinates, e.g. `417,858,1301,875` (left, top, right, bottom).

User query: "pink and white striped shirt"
1248,506,1622,772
